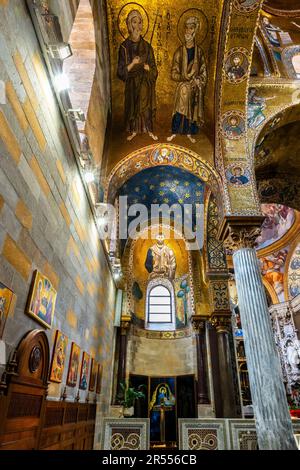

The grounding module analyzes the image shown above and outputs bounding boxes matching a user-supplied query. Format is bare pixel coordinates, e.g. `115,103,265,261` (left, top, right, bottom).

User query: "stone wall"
128,332,197,377
0,0,115,449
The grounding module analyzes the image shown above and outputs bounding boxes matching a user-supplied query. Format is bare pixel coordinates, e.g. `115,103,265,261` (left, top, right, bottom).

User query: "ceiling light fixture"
54,73,70,92
67,109,86,122
84,170,95,184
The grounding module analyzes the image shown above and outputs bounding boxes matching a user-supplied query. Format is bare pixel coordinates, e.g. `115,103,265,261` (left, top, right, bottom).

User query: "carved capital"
218,216,265,252
224,226,261,251
120,315,131,335
191,316,207,333
211,315,232,334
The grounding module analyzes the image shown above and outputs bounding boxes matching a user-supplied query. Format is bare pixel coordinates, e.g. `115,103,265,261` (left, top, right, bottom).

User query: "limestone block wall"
0,0,115,448
128,333,197,377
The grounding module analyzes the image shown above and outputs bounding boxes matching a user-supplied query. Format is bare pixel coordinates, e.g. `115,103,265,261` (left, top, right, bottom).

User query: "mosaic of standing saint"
117,8,158,142
167,14,207,144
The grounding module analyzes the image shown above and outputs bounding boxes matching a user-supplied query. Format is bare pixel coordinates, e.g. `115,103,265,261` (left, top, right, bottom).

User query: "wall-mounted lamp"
84,169,95,184
47,42,73,60
80,150,93,163
54,72,70,92
67,108,86,122
113,259,122,280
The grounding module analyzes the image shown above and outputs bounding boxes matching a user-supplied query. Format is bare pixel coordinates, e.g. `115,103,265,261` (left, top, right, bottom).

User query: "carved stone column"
116,316,130,402
191,317,209,405
211,315,237,418
208,275,238,417
220,218,297,450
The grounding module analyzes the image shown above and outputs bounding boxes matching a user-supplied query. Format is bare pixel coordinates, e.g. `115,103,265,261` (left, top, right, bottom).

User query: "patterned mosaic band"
101,418,150,450
178,418,300,450
131,326,192,340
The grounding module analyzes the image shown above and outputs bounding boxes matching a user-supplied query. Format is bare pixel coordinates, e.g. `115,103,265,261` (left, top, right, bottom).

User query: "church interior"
1,0,300,452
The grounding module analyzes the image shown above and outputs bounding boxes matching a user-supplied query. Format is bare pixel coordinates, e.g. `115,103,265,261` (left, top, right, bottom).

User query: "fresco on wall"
288,243,300,299
67,342,81,387
50,330,68,383
26,270,57,329
260,248,289,302
256,204,295,250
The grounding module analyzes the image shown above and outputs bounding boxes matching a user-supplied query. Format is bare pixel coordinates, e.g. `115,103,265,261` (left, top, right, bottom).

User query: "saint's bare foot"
149,132,158,141
127,132,137,142
187,134,196,143
167,134,176,142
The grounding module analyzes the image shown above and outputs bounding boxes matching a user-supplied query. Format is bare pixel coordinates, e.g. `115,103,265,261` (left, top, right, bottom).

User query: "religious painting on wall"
49,330,68,383
79,352,90,390
26,270,57,329
149,377,176,443
96,364,103,395
67,342,81,387
89,358,98,392
117,5,158,142
0,282,15,339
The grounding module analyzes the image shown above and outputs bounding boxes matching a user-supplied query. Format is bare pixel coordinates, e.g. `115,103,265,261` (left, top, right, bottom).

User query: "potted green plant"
119,382,145,417
288,395,300,419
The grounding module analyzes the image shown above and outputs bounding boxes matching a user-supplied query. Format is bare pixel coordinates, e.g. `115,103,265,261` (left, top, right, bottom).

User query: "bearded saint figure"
145,234,177,281
167,16,207,144
117,9,158,142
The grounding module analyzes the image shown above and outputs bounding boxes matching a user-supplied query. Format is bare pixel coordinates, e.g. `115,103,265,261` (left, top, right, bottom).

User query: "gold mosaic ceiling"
105,0,224,172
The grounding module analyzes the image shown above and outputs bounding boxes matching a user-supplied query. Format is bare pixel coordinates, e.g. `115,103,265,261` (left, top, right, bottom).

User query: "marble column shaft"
195,323,210,404
216,326,237,418
234,248,297,450
116,328,128,400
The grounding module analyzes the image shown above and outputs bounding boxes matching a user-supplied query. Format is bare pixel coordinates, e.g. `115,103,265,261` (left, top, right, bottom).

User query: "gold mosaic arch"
104,143,224,209
215,0,265,216
250,102,300,162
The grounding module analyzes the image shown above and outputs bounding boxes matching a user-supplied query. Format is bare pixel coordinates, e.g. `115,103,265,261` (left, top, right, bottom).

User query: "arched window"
145,279,176,331
148,285,172,324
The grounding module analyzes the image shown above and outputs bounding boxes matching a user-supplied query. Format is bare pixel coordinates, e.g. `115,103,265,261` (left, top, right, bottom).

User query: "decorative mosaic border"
101,418,150,450
226,419,257,450
178,418,228,450
179,419,300,450
132,326,192,340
